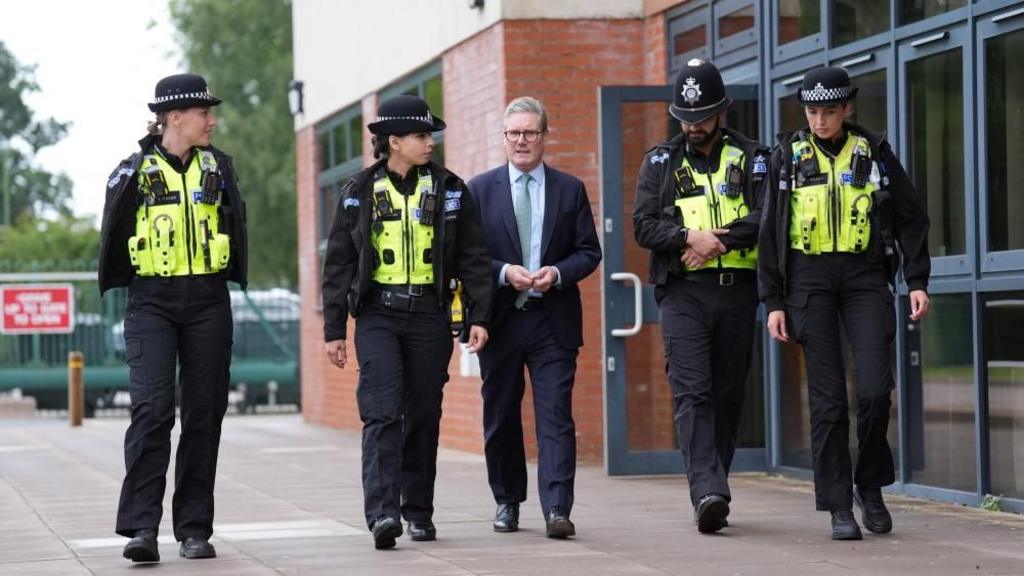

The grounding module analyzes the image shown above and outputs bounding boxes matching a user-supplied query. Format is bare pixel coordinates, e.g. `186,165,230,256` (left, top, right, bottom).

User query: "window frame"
977,10,1024,272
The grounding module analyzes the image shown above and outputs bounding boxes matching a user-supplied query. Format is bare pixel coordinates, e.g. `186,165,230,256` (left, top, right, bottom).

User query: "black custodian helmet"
669,58,731,124
367,95,446,136
798,66,858,105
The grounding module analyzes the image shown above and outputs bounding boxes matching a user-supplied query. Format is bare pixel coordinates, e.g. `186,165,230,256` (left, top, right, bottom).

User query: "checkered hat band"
800,85,854,102
374,114,433,124
154,90,217,104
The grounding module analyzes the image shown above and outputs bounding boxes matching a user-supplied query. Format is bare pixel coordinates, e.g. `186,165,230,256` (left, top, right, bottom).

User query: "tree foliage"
0,41,74,223
168,0,296,288
0,213,100,266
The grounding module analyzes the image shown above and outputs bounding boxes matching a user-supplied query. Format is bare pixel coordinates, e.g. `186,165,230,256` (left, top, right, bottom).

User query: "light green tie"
514,173,532,309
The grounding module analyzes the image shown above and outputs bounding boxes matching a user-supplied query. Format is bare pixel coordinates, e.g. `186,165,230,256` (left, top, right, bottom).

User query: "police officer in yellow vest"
633,59,769,533
322,95,493,550
758,67,931,540
98,73,248,563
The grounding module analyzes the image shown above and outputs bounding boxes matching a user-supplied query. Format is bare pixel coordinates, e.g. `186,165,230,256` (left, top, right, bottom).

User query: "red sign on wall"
0,284,75,334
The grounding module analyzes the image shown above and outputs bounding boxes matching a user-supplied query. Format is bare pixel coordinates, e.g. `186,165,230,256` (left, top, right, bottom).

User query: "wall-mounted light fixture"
288,80,304,115
467,0,484,9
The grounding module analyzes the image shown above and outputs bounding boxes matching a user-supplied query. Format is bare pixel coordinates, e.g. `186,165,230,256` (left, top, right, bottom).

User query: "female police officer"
322,94,492,550
98,73,248,562
758,67,930,540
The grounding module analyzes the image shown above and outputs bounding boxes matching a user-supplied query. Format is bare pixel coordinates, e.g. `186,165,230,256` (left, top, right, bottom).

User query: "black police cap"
367,95,446,136
148,73,222,113
798,67,858,105
669,58,732,124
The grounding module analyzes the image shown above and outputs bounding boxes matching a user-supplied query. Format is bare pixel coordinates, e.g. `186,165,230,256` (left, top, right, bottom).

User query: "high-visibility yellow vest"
127,149,230,277
674,142,757,271
370,170,435,285
788,134,879,254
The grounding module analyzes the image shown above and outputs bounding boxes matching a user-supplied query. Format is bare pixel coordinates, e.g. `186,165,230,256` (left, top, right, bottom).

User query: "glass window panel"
907,48,965,258
905,293,975,491
423,75,444,119
900,0,966,25
850,69,887,131
726,84,761,141
986,292,1024,500
778,0,821,45
720,5,755,41
332,123,348,166
833,0,890,46
674,24,707,56
779,92,804,133
780,339,900,473
985,30,1024,253
319,131,332,170
349,114,364,162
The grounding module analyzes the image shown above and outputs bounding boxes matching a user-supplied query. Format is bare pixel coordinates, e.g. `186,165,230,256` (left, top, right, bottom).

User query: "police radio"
850,150,872,188
418,185,438,226
725,163,744,198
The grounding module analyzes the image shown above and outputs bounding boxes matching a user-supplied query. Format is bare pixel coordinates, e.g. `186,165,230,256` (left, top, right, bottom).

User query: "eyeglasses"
504,130,545,143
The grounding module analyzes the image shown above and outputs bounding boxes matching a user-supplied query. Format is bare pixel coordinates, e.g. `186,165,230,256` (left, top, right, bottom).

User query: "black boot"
122,528,159,563
371,516,403,550
854,486,893,534
830,510,863,540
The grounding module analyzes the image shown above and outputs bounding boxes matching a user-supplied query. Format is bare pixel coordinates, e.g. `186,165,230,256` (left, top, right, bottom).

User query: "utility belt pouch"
797,193,819,254
127,235,155,275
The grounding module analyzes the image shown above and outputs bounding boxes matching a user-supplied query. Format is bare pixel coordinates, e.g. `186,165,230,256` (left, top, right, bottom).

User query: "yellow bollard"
68,351,84,427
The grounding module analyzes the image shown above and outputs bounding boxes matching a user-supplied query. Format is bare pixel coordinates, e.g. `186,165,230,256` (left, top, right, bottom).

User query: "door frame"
599,84,767,476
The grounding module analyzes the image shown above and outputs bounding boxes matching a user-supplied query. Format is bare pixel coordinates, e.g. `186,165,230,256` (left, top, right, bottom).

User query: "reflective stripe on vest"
788,134,879,254
370,170,435,285
673,142,757,271
127,149,230,277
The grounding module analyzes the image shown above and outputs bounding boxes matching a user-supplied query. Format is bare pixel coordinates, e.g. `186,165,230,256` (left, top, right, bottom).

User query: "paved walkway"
0,415,1022,575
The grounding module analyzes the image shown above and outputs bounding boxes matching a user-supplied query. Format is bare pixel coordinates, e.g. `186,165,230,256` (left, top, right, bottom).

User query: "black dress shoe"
830,510,863,540
854,486,893,534
179,537,216,559
407,520,436,541
122,528,159,563
695,494,730,534
545,506,576,539
371,516,403,550
493,503,520,533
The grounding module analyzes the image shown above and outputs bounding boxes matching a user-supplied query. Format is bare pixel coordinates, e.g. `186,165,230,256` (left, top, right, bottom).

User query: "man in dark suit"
467,96,602,539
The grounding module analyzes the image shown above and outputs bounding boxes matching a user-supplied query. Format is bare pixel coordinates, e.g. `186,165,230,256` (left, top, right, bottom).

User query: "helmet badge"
682,77,702,105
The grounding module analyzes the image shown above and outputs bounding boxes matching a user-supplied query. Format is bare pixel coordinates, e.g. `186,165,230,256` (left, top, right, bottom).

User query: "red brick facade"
299,13,675,462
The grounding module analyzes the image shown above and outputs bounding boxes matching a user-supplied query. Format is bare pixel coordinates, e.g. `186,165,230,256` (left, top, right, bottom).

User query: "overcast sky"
0,0,180,225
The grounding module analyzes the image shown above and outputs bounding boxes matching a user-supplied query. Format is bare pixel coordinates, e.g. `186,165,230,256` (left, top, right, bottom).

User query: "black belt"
372,284,440,313
683,269,755,287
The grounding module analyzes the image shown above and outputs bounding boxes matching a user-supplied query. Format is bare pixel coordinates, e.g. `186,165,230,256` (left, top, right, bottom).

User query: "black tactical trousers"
785,251,896,511
353,302,453,528
657,274,758,507
116,274,232,541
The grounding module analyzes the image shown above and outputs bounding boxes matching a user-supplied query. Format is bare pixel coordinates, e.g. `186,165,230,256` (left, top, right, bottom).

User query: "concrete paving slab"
0,415,1022,576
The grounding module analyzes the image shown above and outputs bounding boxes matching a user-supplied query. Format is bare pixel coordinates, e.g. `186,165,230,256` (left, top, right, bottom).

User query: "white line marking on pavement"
67,520,363,550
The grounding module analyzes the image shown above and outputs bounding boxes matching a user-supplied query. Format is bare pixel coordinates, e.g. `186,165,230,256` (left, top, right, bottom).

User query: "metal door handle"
610,272,642,337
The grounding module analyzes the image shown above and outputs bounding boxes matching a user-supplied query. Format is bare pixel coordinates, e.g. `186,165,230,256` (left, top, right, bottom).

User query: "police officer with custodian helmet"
322,94,493,550
98,73,248,563
633,58,769,533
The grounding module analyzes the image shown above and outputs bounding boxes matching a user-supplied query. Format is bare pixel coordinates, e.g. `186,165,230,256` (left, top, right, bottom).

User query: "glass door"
600,84,766,475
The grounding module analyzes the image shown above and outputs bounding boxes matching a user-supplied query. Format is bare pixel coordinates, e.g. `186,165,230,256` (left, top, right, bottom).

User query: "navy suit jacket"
467,163,602,349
